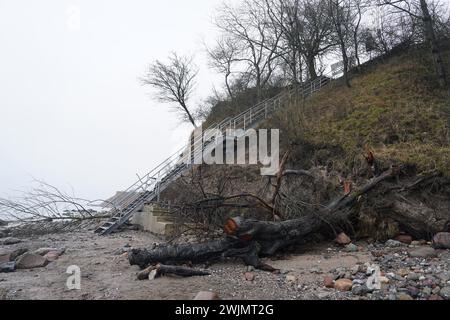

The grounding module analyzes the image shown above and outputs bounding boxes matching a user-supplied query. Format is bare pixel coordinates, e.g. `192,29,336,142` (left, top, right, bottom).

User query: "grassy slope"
268,46,450,177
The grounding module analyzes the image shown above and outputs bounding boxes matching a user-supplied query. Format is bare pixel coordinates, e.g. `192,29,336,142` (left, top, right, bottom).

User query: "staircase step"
97,77,330,236
155,216,175,223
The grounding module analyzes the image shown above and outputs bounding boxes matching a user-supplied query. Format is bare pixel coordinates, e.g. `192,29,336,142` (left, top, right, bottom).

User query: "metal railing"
95,73,334,234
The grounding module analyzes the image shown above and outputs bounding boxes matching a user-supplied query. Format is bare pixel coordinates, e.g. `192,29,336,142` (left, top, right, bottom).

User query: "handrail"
107,71,338,213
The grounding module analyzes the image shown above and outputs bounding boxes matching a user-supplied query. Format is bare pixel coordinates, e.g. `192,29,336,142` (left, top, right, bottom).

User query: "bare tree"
329,0,353,87
215,0,284,99
379,0,447,87
0,179,110,224
141,52,199,127
290,0,334,80
264,0,305,84
206,37,241,100
351,0,370,67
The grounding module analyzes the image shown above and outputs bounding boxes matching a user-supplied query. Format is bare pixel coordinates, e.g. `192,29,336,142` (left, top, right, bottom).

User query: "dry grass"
267,46,450,176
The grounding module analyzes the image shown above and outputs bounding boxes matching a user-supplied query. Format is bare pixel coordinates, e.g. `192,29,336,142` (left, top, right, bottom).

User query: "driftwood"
137,263,210,280
129,167,400,269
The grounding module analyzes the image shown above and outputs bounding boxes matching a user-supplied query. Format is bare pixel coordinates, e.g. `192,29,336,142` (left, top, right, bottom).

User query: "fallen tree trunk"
128,166,409,270
129,239,237,269
128,214,328,270
137,264,210,280
154,264,210,277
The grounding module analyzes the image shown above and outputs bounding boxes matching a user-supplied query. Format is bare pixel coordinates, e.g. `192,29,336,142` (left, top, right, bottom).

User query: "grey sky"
0,0,228,200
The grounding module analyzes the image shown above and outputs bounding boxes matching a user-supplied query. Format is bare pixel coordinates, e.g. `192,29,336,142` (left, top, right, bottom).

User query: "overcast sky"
0,0,230,200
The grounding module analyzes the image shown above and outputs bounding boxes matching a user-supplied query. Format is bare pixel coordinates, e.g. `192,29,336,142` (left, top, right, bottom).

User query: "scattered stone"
432,232,450,249
0,253,11,264
439,286,450,300
247,266,255,272
193,291,220,300
352,285,371,296
0,237,21,245
385,240,404,248
397,293,414,300
397,269,409,278
334,279,353,292
371,250,385,257
33,248,58,256
244,272,255,282
11,248,28,261
0,261,16,273
395,235,413,245
408,247,437,259
407,286,420,298
345,244,359,252
316,291,331,299
332,266,348,280
16,253,49,269
408,273,421,281
0,248,28,263
379,276,390,284
387,274,402,281
310,267,322,274
352,279,366,285
437,272,450,283
422,287,432,296
429,295,444,301
432,287,441,295
44,251,63,262
324,276,334,288
285,275,297,284
350,265,360,275
335,233,351,245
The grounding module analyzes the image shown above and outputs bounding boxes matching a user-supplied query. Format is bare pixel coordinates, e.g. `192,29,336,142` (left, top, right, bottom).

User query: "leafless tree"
328,0,354,87
206,37,241,100
289,0,334,80
215,0,284,99
379,0,448,87
263,0,305,84
141,52,199,127
0,179,110,225
351,0,371,67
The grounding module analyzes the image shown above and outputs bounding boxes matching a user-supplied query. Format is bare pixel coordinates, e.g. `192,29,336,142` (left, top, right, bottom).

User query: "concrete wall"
131,204,174,236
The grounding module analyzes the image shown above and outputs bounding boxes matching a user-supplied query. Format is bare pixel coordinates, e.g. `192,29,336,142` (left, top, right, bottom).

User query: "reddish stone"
44,251,61,262
244,272,255,282
433,232,450,249
334,279,353,292
395,235,413,245
429,295,444,301
324,276,334,288
335,233,351,245
16,253,48,269
0,253,11,264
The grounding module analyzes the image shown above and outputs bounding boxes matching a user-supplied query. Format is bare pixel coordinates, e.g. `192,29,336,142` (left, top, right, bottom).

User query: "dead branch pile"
130,166,440,270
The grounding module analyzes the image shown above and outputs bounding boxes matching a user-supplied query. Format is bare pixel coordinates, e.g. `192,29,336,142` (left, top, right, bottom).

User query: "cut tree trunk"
129,239,237,269
129,169,398,269
137,264,210,280
129,166,448,269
